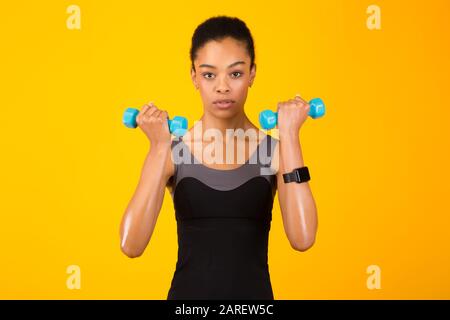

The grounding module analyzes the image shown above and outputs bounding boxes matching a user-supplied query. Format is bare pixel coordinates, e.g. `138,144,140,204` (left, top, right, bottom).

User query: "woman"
119,16,318,300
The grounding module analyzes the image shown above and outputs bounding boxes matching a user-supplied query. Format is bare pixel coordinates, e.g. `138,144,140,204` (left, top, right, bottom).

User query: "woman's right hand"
136,102,172,147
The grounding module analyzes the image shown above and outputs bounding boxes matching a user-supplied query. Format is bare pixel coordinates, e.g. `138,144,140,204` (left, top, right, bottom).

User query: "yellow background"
1,0,449,299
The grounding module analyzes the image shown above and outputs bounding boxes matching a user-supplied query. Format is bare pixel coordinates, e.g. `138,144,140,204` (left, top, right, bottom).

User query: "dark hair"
190,16,255,72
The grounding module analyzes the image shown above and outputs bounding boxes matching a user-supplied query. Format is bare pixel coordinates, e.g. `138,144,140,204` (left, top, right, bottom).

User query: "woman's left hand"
277,94,310,136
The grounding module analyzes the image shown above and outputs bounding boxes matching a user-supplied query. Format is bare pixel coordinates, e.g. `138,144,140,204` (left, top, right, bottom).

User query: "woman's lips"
213,100,235,109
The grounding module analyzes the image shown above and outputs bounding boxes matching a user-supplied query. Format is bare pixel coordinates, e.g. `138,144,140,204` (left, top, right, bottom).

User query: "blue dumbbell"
259,98,325,130
122,107,188,137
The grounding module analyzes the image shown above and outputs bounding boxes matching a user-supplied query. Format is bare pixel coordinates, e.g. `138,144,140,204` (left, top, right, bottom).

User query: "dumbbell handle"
122,107,188,137
259,98,325,130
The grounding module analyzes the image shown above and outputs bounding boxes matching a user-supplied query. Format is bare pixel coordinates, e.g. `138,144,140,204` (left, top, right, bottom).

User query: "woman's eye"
203,73,214,79
202,72,242,79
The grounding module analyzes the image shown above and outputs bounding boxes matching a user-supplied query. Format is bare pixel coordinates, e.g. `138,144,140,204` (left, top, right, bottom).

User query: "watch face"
283,167,310,183
299,167,310,182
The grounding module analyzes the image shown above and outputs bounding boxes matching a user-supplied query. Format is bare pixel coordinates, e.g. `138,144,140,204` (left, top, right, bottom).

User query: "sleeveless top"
166,133,279,300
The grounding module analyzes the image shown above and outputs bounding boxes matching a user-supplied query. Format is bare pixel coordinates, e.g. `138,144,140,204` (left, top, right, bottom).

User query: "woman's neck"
198,109,254,143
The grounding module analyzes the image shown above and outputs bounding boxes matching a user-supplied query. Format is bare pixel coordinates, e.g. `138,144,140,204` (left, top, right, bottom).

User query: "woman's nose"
215,77,230,93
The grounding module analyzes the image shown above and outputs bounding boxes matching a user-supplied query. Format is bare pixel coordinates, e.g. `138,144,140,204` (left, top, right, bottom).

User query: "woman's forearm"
119,142,171,258
278,131,318,251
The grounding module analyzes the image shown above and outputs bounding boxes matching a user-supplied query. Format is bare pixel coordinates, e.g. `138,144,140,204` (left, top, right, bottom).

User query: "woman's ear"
249,63,257,88
191,67,199,90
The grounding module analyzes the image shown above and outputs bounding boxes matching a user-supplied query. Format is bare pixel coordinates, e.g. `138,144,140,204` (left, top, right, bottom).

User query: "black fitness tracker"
282,166,311,184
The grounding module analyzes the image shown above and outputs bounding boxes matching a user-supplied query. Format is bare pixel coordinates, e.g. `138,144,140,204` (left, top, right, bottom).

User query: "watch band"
283,166,310,183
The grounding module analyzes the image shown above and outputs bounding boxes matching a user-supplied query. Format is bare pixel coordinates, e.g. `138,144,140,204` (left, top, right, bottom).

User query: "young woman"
119,16,318,300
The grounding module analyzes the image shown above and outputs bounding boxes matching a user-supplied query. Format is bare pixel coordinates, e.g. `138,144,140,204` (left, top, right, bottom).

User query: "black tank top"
167,133,279,299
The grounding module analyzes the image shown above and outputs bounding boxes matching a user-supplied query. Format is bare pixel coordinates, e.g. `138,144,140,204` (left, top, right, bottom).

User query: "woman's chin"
210,106,242,117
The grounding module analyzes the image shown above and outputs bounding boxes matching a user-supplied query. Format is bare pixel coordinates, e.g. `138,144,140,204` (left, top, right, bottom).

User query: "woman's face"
191,37,256,118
